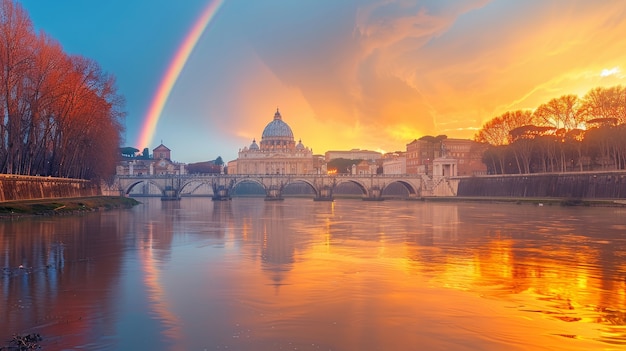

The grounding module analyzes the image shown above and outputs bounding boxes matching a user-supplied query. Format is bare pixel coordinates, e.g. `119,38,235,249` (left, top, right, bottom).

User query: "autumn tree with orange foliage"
476,86,626,174
0,0,124,180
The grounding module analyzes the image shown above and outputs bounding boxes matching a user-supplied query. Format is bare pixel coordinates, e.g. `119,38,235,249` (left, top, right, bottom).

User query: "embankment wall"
456,171,626,199
0,175,100,202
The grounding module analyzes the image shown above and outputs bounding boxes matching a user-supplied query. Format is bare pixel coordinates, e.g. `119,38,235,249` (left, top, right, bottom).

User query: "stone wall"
457,171,626,199
0,175,100,202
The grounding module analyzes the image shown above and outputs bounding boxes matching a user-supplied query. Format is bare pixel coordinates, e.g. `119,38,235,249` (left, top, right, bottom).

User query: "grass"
0,196,140,218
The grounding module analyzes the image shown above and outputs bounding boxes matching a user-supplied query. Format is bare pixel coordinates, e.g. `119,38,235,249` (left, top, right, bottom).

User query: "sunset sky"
20,0,626,163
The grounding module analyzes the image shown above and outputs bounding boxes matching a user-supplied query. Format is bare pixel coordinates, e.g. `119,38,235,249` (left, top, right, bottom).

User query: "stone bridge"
108,174,459,201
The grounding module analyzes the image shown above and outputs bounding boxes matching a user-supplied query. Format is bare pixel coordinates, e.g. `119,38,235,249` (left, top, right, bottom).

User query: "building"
406,137,486,176
382,153,406,175
151,144,184,175
441,138,487,176
116,143,185,176
313,154,327,174
406,138,437,175
325,149,382,162
153,144,170,160
230,109,315,175
353,160,378,175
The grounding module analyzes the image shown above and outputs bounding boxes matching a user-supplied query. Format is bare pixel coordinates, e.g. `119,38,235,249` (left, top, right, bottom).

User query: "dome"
296,139,305,150
250,139,259,150
261,109,294,141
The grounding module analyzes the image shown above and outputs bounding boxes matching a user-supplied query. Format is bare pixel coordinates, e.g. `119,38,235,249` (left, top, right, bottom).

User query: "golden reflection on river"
1,198,625,350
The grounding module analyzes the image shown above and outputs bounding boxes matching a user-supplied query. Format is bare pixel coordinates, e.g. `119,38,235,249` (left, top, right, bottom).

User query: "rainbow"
136,0,224,150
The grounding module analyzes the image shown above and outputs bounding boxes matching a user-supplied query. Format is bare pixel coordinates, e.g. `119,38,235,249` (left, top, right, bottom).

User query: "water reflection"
1,213,127,348
1,198,625,350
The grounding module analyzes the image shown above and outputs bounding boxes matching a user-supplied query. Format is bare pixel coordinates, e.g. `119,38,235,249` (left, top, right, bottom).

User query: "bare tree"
22,33,67,175
534,95,583,131
475,110,535,146
563,129,585,172
509,125,554,174
580,86,626,125
0,0,35,173
0,0,124,179
475,110,535,174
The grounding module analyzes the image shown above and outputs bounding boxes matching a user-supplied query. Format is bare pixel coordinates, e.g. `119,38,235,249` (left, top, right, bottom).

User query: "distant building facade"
117,143,185,176
406,138,435,175
382,153,406,175
230,109,315,175
443,138,487,176
353,160,378,175
325,149,382,162
406,137,486,176
313,155,327,174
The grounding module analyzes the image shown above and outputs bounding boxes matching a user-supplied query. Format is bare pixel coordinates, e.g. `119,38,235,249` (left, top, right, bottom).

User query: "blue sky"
20,0,626,163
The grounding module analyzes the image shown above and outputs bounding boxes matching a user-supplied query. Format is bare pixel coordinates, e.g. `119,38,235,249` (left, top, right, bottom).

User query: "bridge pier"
265,185,284,201
161,186,181,201
314,186,334,201
212,186,231,201
363,186,384,201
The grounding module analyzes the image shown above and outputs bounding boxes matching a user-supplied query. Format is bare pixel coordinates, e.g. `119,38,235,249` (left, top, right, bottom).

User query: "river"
1,198,625,350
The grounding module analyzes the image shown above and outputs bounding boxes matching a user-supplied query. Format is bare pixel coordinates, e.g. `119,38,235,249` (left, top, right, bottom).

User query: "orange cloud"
169,1,626,160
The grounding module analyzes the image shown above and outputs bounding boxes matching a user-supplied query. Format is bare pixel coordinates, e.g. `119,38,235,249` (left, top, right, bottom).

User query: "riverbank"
0,196,141,220
456,171,626,199
419,196,626,207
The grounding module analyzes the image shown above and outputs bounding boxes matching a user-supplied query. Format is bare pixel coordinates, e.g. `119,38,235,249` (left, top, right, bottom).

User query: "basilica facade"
228,109,314,175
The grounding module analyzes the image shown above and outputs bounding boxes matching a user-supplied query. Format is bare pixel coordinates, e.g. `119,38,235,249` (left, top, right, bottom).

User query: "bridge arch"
179,179,214,196
381,180,420,197
123,179,165,196
282,178,319,197
334,178,369,196
231,178,267,194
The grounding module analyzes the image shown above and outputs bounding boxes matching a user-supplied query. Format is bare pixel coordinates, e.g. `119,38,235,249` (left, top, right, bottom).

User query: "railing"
117,173,423,180
0,174,91,183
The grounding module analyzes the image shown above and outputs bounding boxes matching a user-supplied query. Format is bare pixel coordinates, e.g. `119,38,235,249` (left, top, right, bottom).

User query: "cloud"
181,0,626,160
601,67,620,78
232,1,492,145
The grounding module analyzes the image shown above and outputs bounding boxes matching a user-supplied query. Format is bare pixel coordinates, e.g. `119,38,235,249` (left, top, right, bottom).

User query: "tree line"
475,85,626,174
0,0,124,180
